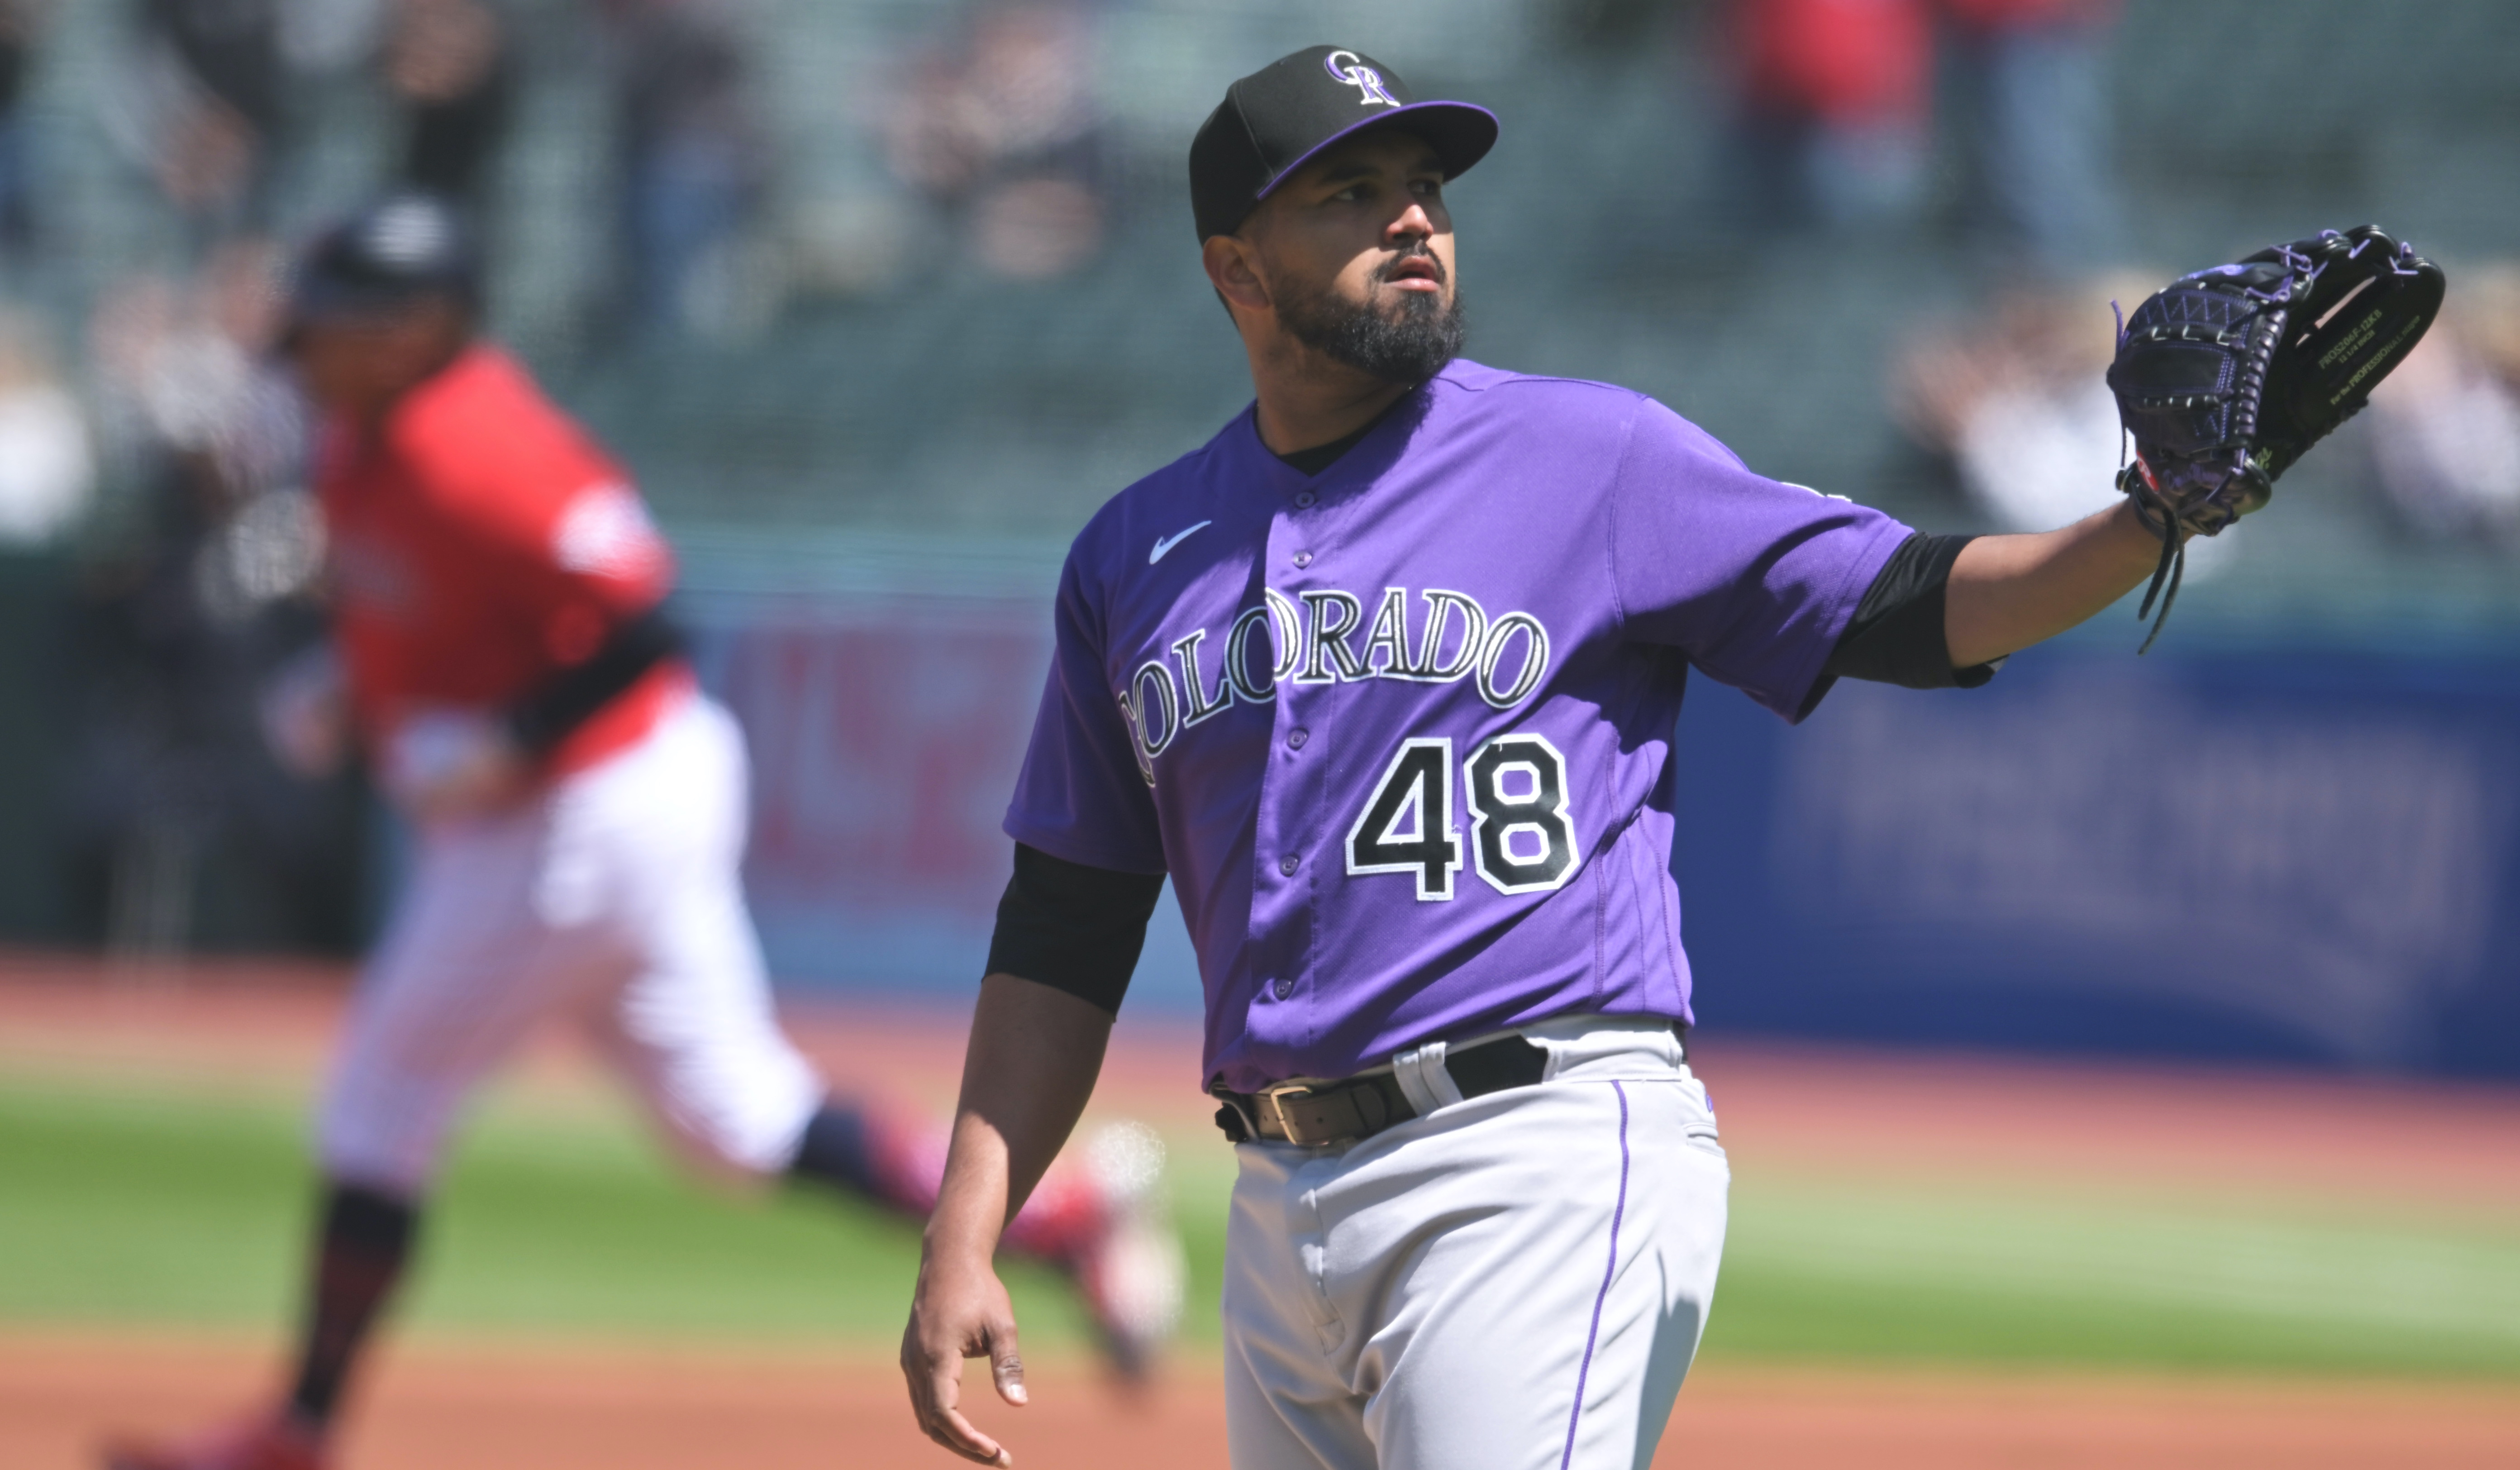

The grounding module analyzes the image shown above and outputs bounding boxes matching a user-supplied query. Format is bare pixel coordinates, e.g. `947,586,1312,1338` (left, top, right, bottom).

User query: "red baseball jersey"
318,344,686,778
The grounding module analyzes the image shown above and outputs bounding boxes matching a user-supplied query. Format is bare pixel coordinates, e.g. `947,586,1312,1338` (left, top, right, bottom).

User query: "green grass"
3,1075,2514,1377
1706,1176,2520,1376
0,1076,1229,1350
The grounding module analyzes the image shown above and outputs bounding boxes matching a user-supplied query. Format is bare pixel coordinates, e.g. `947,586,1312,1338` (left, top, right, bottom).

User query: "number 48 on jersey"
1344,735,1579,901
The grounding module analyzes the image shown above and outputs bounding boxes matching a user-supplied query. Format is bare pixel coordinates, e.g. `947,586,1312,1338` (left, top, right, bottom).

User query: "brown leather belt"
1209,1033,1553,1147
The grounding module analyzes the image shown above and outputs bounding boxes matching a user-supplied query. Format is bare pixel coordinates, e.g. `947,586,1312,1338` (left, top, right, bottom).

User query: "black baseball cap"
1188,46,1499,243
286,191,483,330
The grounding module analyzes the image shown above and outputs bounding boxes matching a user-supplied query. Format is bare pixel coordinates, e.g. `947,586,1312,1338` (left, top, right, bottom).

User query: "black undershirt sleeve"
503,603,684,758
1801,533,2001,719
984,842,1167,1016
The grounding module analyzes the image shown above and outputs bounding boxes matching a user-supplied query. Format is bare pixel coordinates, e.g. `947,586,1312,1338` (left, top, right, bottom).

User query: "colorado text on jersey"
1115,585,1553,778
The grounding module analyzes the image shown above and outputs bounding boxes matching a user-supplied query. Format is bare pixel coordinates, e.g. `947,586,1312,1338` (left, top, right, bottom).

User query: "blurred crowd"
1703,0,2520,560
0,0,1134,959
0,0,2507,961
1720,0,2121,270
1713,0,2162,554
89,0,767,333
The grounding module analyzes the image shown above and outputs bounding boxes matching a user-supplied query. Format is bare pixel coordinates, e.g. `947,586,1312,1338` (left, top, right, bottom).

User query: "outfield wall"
1671,647,2520,1079
689,588,2520,1081
686,590,1212,1008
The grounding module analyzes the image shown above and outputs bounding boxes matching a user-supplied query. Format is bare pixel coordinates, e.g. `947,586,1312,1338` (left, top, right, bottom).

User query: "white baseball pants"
317,692,825,1196
1223,1016,1728,1470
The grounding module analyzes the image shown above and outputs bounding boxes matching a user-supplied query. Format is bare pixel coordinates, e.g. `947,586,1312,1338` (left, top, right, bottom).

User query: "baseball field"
4,956,2515,1469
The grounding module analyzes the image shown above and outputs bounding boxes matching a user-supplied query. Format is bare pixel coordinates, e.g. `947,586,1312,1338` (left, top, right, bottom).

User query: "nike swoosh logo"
1149,521,1213,565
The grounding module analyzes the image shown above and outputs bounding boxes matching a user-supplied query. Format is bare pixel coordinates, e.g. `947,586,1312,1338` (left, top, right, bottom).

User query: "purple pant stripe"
1560,1080,1632,1470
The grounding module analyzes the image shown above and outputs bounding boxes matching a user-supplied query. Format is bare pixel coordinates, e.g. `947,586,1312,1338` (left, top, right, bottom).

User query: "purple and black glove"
2106,225,2445,650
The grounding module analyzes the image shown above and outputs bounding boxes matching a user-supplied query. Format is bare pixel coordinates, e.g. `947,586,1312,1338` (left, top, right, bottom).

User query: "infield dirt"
14,1332,2520,1470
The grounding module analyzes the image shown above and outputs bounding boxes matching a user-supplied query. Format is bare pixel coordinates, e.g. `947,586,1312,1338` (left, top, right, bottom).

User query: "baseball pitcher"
899,45,2438,1470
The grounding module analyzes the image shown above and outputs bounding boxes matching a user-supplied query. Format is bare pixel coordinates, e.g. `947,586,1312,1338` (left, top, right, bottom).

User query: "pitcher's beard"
1277,278,1467,385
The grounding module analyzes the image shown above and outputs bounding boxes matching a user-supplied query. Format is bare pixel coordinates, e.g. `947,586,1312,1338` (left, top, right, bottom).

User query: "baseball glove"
2107,225,2445,651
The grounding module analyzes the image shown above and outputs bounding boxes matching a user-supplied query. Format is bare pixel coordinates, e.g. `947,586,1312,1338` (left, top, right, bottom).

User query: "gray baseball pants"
1222,1016,1729,1470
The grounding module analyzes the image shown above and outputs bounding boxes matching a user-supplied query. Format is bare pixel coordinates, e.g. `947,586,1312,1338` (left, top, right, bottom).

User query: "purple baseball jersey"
1005,360,1910,1093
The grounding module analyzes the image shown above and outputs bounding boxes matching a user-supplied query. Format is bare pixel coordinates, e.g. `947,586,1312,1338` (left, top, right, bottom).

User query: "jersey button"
1286,727,1308,749
1291,550,1314,568
1293,490,1318,508
1278,854,1300,875
1272,978,1295,1000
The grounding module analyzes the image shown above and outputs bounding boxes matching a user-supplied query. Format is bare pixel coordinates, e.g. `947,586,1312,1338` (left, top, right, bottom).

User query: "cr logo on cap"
1324,49,1401,108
